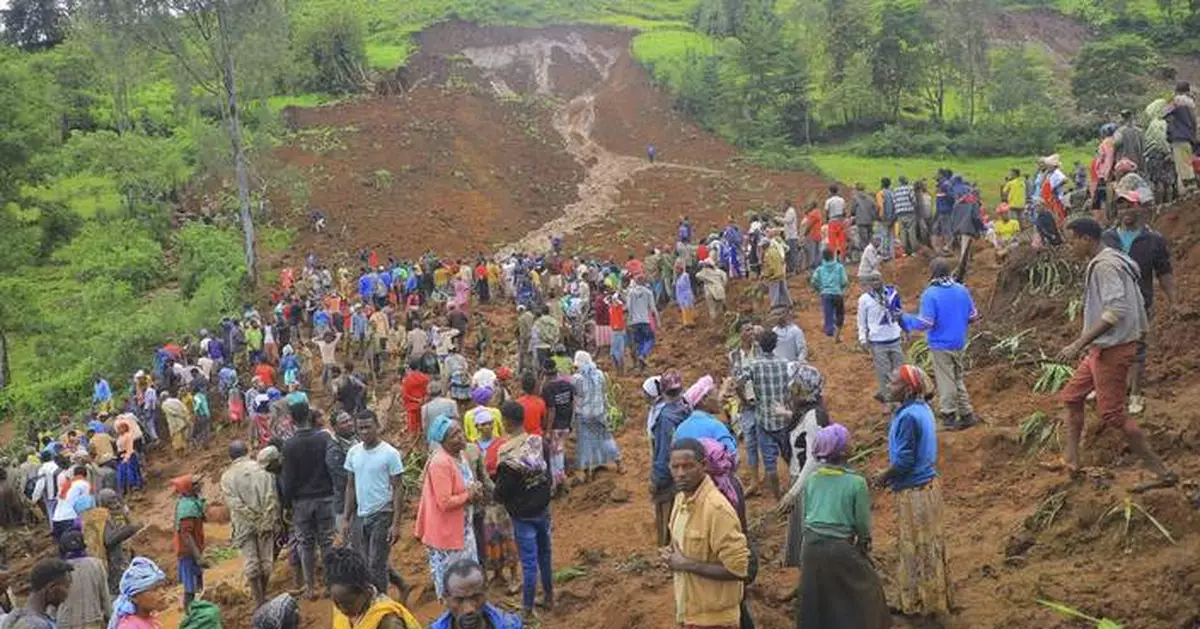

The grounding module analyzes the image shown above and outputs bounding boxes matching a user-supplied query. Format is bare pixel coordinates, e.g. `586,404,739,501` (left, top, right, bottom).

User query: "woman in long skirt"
114,418,143,494
877,365,954,620
778,364,830,568
571,352,623,483
796,425,890,629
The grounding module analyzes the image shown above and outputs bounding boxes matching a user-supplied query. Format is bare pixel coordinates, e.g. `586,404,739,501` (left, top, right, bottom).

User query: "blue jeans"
753,414,782,474
820,294,845,337
629,323,654,360
739,410,760,469
512,513,553,611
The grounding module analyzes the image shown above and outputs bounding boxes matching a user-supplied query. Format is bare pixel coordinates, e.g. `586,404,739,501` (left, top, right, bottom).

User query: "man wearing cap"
1101,197,1176,415
857,270,905,407
4,559,73,629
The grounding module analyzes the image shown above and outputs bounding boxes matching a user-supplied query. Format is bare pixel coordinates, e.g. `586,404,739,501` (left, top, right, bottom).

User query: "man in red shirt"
624,254,644,279
253,359,276,389
800,201,824,270
608,292,627,375
516,371,547,437
399,360,430,435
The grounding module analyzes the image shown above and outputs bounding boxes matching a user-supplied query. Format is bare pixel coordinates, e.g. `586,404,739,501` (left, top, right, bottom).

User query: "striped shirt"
893,185,917,216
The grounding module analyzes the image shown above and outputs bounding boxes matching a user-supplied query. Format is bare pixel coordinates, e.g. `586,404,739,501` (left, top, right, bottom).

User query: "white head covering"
641,376,662,399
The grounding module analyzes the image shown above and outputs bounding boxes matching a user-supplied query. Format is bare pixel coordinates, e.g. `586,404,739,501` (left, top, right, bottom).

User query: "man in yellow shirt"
990,205,1022,259
1002,168,1027,222
665,439,749,629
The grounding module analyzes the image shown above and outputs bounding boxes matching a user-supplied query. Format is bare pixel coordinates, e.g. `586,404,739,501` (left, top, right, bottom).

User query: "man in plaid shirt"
739,330,793,499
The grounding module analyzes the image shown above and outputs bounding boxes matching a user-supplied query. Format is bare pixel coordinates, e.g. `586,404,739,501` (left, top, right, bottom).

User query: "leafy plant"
372,169,393,191
1066,297,1082,322
1026,256,1076,295
552,566,587,583
1019,411,1060,454
1033,362,1074,394
1097,497,1177,553
605,379,626,433
905,338,931,372
1027,490,1067,531
989,328,1035,363
1037,600,1126,628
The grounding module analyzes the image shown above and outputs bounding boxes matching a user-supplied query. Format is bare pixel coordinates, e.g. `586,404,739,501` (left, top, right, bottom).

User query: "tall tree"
822,0,871,124
987,45,1052,115
1070,34,1157,116
938,0,990,126
691,0,748,37
99,0,288,287
871,0,926,121
1,0,65,50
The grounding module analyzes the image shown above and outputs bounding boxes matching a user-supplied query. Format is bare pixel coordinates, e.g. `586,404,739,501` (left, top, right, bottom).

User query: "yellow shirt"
669,476,749,627
463,406,504,443
994,218,1021,241
332,596,420,629
1003,179,1026,209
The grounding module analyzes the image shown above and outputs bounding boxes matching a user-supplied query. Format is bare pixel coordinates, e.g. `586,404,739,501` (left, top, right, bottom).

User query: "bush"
953,106,1061,157
295,7,368,94
53,219,164,292
175,223,246,298
852,125,953,157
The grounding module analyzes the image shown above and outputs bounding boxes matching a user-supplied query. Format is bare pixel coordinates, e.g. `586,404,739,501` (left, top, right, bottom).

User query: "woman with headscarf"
779,363,831,567
250,394,273,448
414,416,481,600
874,365,952,621
108,557,169,629
463,387,504,444
571,351,622,483
797,424,890,629
462,411,520,595
113,418,143,495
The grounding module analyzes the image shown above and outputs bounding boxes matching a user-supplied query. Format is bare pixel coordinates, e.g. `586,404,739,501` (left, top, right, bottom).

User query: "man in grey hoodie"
1057,217,1176,493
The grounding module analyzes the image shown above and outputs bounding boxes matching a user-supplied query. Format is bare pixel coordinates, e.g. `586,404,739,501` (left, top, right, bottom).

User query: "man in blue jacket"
431,559,523,629
902,258,979,430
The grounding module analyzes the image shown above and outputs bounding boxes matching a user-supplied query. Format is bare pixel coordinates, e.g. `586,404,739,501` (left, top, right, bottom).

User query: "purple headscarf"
812,423,849,462
699,437,739,509
471,387,493,406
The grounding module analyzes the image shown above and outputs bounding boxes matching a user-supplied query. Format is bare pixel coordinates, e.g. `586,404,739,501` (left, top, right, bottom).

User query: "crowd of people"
0,82,1195,629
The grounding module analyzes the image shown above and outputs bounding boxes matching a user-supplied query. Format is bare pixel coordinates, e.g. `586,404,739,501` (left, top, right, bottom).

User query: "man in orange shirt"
798,201,823,270
515,372,547,437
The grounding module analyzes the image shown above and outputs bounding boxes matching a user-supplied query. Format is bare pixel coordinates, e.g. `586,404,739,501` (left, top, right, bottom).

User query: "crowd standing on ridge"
0,82,1195,629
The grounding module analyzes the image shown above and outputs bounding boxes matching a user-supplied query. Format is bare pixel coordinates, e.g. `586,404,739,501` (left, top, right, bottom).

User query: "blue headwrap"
428,414,454,444
108,557,167,629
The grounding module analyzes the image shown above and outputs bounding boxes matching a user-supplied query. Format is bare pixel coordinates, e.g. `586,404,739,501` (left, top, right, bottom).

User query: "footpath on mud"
40,21,1200,629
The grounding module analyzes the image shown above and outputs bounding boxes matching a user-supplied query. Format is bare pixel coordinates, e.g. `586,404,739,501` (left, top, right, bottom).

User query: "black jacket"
493,463,551,520
281,428,333,504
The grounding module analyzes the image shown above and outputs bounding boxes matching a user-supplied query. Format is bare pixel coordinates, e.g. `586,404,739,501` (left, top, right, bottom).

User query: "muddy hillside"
8,22,1196,629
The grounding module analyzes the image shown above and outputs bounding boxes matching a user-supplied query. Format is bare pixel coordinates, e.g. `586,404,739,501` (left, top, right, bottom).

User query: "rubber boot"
765,472,781,501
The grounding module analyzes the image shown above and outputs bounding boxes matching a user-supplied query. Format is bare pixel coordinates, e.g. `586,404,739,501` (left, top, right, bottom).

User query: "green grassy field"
809,146,1093,207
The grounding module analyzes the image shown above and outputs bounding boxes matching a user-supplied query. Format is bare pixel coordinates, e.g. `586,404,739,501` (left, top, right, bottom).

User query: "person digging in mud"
663,438,750,629
900,257,979,431
1057,217,1177,492
1100,198,1177,416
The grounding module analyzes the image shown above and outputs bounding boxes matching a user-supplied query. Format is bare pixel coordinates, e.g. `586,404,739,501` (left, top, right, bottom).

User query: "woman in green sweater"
797,424,890,629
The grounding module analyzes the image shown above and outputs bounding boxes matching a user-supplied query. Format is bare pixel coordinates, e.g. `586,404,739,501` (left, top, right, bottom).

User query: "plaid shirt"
740,356,791,431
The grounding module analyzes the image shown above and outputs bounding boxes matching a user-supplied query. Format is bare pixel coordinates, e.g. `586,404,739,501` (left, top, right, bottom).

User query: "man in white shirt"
858,234,882,279
781,200,799,273
30,453,61,533
856,271,905,405
51,466,91,539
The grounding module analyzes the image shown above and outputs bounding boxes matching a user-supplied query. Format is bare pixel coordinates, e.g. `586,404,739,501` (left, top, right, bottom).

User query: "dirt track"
18,21,1194,629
